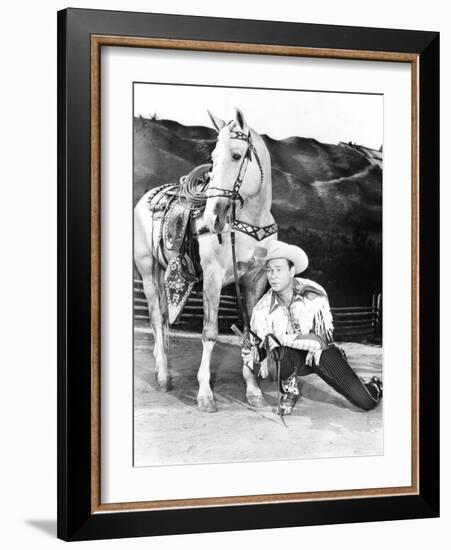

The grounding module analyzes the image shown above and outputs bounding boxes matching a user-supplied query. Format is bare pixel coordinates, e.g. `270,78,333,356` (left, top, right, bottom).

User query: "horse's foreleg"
241,267,269,408
197,268,224,412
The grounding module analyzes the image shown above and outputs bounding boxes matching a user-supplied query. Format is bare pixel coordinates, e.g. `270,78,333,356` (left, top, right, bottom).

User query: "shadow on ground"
134,329,383,466
25,519,57,538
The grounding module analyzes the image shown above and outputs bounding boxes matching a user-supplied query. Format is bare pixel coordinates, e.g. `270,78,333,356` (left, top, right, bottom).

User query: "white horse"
134,108,277,412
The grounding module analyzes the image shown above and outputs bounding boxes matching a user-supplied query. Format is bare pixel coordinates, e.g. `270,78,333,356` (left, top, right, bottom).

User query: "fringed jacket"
250,277,334,358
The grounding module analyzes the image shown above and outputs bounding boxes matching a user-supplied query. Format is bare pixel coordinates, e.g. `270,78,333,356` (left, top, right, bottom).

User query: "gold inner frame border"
90,35,420,514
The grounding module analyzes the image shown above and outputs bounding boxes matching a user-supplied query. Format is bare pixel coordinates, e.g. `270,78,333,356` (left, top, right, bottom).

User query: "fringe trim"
312,300,334,343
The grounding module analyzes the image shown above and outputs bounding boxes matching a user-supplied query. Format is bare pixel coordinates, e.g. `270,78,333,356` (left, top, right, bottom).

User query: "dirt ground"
134,326,383,467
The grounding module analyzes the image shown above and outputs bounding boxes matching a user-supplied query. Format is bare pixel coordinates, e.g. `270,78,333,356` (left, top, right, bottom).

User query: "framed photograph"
57,8,439,541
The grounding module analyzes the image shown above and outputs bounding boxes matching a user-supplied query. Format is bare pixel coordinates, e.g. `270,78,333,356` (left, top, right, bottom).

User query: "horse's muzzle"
205,198,230,234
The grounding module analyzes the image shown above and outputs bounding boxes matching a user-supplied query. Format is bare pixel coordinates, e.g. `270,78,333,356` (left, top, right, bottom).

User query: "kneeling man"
242,240,382,415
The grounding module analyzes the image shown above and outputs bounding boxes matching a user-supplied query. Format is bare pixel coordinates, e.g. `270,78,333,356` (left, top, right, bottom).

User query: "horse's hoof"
197,397,217,413
246,393,268,408
156,375,172,392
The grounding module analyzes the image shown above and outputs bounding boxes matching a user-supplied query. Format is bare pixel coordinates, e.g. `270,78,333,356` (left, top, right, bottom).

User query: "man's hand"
266,333,284,351
241,345,258,365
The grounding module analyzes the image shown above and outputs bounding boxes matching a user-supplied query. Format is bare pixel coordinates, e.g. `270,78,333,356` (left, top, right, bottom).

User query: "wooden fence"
134,279,382,341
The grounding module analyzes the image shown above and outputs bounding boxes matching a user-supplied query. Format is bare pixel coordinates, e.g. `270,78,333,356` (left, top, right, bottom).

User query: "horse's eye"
232,153,241,161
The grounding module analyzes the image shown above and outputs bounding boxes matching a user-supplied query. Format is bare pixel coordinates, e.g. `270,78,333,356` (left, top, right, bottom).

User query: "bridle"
206,129,264,209
205,129,278,242
206,128,278,332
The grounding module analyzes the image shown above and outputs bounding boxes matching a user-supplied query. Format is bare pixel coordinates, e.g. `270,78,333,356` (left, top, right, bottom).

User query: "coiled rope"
178,163,212,207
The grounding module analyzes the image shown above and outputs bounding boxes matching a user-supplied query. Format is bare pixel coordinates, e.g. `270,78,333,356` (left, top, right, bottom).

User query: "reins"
208,129,264,332
177,129,278,332
230,201,250,331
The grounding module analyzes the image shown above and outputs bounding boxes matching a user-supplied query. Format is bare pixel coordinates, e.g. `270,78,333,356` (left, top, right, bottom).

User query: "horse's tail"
153,257,170,352
134,189,170,351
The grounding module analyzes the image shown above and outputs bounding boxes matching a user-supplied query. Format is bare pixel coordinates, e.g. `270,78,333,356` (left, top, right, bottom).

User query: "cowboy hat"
254,240,308,275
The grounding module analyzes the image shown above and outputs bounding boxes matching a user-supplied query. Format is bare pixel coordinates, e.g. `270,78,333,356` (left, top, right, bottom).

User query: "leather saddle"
147,165,211,323
164,196,192,252
148,164,210,256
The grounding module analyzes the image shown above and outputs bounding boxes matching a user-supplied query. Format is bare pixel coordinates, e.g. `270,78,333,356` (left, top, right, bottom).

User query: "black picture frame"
57,7,439,542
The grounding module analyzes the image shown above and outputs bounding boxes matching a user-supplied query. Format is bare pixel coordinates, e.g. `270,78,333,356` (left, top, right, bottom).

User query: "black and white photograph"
133,83,383,467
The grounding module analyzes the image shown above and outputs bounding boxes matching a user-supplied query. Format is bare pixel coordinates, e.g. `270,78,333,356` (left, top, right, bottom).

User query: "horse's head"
204,108,267,234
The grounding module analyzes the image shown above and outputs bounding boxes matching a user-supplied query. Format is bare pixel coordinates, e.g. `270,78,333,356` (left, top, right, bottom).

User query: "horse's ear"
234,107,249,132
207,110,226,133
